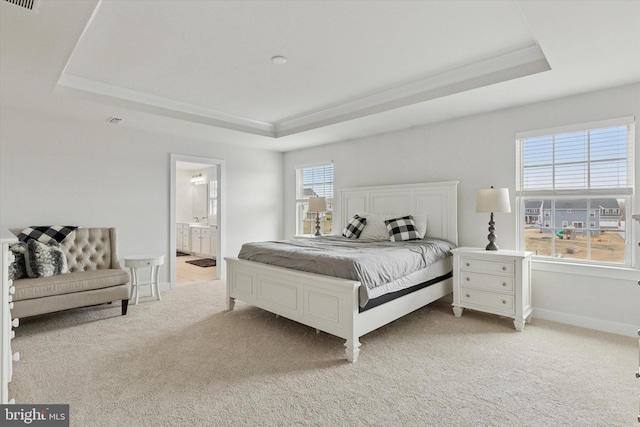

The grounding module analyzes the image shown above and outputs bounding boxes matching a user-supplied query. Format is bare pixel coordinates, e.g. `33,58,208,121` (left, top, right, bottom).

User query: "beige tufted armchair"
10,228,131,319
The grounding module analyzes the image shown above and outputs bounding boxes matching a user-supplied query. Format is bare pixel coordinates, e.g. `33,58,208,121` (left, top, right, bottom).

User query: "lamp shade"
476,188,511,213
308,196,327,213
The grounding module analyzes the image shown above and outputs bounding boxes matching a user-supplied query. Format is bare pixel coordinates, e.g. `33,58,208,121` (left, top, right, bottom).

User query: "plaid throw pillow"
18,226,78,244
384,216,421,242
342,215,367,239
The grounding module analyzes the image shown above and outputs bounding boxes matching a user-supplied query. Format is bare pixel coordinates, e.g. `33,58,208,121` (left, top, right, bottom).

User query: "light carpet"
10,281,637,427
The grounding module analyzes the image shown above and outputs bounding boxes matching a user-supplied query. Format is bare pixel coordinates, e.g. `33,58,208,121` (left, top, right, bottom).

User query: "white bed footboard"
226,257,363,361
226,257,452,362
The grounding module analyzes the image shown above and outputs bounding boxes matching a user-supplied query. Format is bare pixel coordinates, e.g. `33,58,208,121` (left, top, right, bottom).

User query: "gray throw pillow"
25,239,69,278
8,241,27,280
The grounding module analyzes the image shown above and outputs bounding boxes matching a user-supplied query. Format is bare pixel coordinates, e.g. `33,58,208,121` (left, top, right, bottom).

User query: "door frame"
170,153,225,288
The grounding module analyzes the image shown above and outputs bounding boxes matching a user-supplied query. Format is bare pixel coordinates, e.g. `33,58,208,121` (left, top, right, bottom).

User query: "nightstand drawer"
460,272,514,293
460,258,514,276
461,288,514,311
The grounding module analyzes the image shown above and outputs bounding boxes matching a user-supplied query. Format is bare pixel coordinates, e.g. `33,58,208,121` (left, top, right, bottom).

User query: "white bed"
225,181,458,362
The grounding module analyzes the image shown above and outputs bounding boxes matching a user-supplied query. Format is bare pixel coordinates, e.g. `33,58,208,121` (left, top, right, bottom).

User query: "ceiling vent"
4,0,40,12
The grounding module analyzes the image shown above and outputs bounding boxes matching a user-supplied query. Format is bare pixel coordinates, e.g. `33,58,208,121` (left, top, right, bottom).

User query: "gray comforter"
237,236,456,306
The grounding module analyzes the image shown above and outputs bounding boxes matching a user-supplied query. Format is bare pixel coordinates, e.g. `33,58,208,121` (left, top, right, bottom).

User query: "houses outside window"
516,117,635,266
295,162,334,235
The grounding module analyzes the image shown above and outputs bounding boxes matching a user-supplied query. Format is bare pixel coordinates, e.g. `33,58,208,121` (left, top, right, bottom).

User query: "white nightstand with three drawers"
452,247,533,331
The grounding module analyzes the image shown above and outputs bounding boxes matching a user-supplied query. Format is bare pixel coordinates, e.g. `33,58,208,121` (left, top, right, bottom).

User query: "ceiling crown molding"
55,45,550,138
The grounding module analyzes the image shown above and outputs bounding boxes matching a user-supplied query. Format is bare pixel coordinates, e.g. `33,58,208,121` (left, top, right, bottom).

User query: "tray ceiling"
1,0,639,151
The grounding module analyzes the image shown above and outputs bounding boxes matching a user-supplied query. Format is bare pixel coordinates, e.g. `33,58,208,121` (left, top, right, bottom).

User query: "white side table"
124,255,165,305
452,247,533,331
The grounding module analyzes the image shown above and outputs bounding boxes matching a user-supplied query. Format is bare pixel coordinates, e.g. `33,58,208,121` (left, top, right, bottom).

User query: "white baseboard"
533,308,639,338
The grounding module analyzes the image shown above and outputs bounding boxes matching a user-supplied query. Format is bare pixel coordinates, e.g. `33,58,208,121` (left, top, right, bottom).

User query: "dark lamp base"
314,213,322,236
485,212,499,251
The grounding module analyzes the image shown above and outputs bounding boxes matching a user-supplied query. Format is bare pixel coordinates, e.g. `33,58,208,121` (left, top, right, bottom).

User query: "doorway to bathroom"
170,154,224,288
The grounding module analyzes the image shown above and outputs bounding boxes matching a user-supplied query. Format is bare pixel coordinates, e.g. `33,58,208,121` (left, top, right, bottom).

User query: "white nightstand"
452,247,533,331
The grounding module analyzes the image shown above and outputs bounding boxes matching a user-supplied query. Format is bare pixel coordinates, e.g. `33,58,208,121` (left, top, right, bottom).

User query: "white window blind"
517,117,634,197
296,163,334,199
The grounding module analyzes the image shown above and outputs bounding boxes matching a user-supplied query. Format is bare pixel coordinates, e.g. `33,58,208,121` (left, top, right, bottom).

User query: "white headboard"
338,181,458,244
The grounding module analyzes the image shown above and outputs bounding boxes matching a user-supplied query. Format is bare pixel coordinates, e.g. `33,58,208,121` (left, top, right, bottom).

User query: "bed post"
344,338,361,363
344,284,361,363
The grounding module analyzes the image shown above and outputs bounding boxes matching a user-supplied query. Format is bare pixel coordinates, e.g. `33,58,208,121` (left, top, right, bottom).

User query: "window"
516,117,635,266
295,162,334,235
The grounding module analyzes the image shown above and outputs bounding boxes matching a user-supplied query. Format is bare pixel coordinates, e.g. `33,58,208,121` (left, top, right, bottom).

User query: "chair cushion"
12,269,130,301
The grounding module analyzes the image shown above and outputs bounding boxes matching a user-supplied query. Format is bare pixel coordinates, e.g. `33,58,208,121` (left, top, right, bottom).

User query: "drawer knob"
502,266,507,271
502,300,507,304
12,352,20,362
466,262,470,267
502,282,507,287
466,294,470,298
466,277,470,281
11,318,19,328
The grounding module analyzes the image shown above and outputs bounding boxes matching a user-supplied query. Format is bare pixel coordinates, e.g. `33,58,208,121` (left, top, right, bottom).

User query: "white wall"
0,106,284,284
284,83,640,337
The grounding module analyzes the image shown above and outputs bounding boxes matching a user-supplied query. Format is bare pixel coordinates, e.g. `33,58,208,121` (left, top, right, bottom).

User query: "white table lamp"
476,186,511,250
308,196,327,236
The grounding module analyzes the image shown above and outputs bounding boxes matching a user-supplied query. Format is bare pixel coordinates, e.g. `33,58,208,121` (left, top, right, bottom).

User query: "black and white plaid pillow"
384,216,421,242
342,215,367,239
18,226,78,244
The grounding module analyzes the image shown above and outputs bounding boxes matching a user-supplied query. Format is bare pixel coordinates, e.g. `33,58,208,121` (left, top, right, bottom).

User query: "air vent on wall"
4,0,40,11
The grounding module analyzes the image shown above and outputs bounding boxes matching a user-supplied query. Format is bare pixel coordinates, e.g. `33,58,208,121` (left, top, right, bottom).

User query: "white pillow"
357,213,427,240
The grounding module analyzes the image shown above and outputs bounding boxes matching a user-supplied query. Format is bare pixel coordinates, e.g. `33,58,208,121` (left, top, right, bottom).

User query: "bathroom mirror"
193,183,208,220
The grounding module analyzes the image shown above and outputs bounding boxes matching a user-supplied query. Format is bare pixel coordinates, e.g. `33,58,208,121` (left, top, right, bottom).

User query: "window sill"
531,258,638,281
